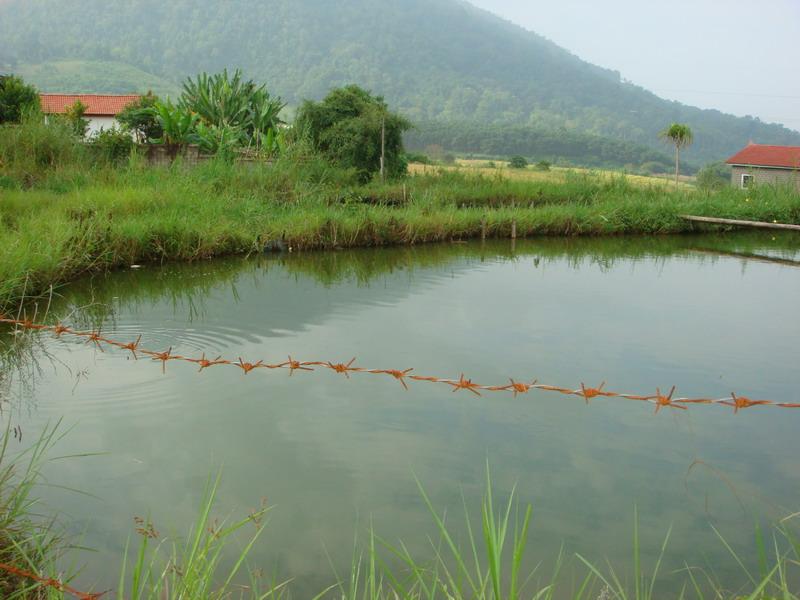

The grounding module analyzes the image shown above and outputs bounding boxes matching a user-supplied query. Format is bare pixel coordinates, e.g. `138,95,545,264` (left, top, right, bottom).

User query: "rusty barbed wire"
0,561,104,600
2,317,799,413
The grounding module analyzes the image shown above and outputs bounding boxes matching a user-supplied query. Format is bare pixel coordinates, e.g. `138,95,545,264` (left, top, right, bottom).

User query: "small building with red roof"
725,143,800,191
39,94,140,137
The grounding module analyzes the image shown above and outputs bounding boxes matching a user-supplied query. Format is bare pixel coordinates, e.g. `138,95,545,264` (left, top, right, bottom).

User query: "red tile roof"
39,94,140,116
726,144,800,169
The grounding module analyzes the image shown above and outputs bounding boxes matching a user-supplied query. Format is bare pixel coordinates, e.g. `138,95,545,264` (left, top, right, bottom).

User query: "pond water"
2,233,800,596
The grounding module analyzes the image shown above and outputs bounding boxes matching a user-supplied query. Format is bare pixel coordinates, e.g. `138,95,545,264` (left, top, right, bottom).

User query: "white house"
40,94,140,137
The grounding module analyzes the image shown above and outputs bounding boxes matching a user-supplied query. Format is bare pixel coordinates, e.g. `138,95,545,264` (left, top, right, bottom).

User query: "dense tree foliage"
509,156,528,169
116,92,162,143
1,0,798,164
405,122,680,172
0,74,39,124
296,85,411,180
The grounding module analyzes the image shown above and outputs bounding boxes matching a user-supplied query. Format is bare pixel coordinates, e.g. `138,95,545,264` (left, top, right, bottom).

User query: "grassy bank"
1,119,799,313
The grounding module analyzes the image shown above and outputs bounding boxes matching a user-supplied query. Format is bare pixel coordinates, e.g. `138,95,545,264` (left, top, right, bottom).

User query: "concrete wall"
731,165,800,191
142,144,204,167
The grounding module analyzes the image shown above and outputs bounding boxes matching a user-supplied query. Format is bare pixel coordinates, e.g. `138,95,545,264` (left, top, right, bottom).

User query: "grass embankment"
1,118,799,312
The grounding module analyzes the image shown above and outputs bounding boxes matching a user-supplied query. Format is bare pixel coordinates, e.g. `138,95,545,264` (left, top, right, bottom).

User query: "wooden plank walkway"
681,215,800,231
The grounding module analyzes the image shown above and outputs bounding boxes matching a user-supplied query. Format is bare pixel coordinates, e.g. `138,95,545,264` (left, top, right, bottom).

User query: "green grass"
1,117,799,314
117,471,283,600
0,421,74,599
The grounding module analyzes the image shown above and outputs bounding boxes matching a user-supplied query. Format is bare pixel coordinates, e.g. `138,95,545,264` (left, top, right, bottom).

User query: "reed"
0,432,798,598
0,421,75,599
116,471,283,600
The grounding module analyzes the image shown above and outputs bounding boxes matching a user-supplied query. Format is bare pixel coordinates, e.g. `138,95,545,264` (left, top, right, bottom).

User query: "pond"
2,232,800,596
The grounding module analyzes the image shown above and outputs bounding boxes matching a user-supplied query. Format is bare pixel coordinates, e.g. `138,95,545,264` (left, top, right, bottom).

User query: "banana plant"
180,69,286,155
153,100,198,147
194,121,242,158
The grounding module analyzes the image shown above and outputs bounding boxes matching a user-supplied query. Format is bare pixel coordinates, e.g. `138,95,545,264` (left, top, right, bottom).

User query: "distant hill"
1,0,798,165
17,60,181,97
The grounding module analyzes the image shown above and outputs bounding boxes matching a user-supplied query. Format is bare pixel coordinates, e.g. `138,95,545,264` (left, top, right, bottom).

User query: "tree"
659,123,693,184
0,74,39,124
509,155,528,169
63,100,89,137
117,91,162,143
295,85,412,181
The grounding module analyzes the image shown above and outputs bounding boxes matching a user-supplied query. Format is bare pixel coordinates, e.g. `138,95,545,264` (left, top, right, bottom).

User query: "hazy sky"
467,0,800,132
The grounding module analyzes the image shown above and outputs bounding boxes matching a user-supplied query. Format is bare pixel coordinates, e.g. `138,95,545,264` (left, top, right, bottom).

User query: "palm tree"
659,123,694,185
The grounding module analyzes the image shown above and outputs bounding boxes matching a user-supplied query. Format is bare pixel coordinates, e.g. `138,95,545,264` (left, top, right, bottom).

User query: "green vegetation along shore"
2,132,799,314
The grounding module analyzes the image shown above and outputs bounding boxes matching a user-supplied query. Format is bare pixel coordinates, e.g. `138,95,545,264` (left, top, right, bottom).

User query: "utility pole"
380,114,386,183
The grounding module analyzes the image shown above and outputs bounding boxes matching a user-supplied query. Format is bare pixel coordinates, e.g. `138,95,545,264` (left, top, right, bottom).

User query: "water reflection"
0,232,798,596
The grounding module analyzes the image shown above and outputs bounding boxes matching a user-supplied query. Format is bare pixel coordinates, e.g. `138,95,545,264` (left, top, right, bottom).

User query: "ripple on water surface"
8,235,800,596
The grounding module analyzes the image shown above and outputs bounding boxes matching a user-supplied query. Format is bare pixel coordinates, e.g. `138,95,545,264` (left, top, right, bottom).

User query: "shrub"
0,74,39,124
116,91,162,143
509,155,528,169
63,100,89,138
405,152,430,164
0,112,84,183
696,161,732,190
534,160,551,171
89,128,135,164
295,84,411,182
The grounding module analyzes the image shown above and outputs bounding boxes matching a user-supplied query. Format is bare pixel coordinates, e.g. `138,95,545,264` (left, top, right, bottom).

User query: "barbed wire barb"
0,317,797,413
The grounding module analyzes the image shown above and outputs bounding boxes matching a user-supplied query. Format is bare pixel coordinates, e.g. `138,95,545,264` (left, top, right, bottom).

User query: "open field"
409,159,696,187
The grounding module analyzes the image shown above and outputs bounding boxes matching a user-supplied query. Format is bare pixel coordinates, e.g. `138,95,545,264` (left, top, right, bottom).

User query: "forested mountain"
1,0,798,165
405,122,680,172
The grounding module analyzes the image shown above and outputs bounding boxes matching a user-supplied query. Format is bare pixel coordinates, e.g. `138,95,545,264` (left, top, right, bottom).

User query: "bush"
63,100,89,138
509,155,528,169
696,161,732,190
89,128,135,164
534,160,551,171
0,112,85,183
405,152,430,164
116,91,162,143
0,74,39,124
295,85,411,182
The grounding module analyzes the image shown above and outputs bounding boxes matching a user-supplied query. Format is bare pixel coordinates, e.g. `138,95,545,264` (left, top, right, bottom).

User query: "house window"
741,174,753,189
